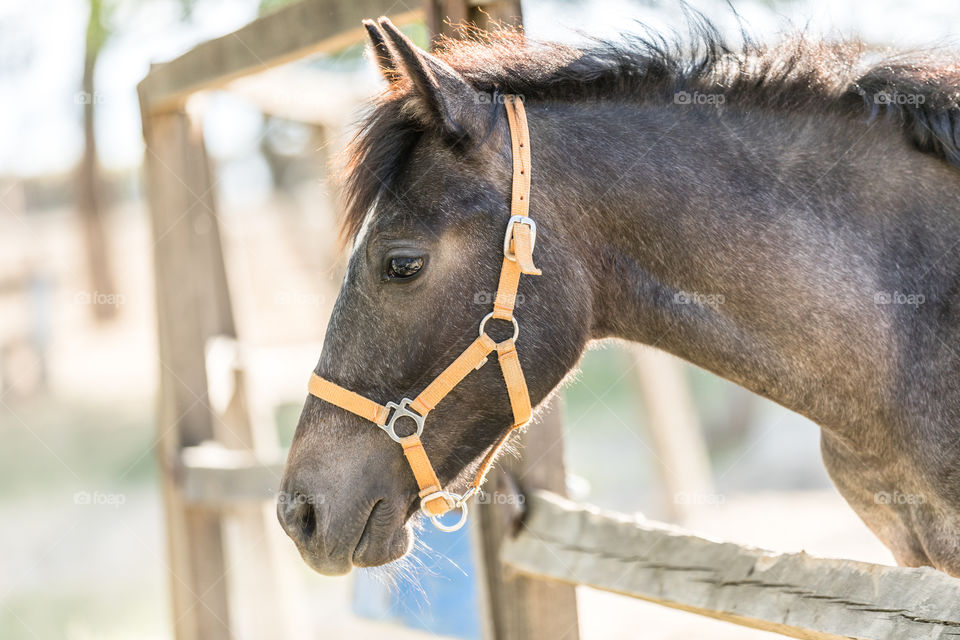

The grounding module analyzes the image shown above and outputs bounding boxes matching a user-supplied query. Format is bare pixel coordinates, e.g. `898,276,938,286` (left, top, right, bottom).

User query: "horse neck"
533,100,960,432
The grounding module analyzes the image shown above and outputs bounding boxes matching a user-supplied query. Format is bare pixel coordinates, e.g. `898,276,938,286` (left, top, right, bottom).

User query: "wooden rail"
180,444,286,506
139,0,422,112
502,491,960,640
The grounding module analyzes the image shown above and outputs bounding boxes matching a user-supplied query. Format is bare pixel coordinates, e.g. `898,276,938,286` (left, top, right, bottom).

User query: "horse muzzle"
277,465,413,575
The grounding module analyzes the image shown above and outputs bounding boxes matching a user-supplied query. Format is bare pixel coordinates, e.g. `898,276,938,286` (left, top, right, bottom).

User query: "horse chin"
296,520,413,576
352,519,414,569
298,548,354,576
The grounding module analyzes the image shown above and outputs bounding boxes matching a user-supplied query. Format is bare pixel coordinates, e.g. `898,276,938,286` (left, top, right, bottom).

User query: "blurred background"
2,0,956,638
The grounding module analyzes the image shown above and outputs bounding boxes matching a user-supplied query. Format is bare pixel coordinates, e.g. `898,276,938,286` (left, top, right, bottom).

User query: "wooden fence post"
426,0,523,44
140,105,232,640
629,346,713,522
140,100,300,639
471,399,581,640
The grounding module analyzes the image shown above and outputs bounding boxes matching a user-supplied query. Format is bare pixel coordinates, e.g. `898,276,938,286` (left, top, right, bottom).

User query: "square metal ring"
382,398,425,443
503,215,537,261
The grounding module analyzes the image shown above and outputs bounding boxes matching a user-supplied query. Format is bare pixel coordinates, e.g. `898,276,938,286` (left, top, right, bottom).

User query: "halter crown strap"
494,95,540,322
306,95,539,530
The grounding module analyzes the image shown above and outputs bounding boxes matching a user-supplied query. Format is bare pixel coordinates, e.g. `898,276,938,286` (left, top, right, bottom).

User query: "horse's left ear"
363,19,399,83
377,17,488,142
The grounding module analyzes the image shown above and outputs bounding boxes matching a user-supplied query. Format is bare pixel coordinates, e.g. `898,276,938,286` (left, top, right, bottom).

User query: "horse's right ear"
375,17,489,143
363,19,398,83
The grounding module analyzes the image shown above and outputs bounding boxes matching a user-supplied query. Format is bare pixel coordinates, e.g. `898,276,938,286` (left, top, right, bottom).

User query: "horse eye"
386,256,424,280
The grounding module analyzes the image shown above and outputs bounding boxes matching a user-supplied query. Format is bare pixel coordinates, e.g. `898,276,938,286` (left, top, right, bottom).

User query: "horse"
277,14,960,577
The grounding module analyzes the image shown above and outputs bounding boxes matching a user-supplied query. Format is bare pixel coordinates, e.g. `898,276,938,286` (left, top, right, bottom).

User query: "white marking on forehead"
345,201,377,279
351,207,375,254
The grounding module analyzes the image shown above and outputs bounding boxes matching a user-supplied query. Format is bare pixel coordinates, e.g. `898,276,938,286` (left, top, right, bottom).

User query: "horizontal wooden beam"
180,445,286,506
501,491,960,640
139,0,422,113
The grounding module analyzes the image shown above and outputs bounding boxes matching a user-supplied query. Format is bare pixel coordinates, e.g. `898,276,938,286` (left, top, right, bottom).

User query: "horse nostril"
277,488,318,546
294,492,317,539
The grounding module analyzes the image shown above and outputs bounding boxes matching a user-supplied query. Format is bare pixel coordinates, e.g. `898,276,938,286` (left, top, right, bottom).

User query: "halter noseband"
307,95,541,532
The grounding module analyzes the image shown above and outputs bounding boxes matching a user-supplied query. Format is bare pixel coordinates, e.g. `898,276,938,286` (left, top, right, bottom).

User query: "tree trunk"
77,0,116,321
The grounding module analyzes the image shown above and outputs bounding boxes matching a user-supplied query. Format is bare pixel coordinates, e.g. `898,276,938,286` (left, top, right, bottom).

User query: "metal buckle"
478,312,519,343
381,398,425,443
503,215,536,261
421,488,477,532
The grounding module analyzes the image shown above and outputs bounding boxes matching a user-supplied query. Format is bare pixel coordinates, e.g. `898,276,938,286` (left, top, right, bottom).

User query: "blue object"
352,517,481,639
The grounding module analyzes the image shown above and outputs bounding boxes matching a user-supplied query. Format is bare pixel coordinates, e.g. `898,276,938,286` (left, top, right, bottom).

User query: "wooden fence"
505,492,960,640
137,1,960,639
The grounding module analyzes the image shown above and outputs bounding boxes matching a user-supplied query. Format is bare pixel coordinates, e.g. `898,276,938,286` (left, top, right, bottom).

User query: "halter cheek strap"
307,95,540,532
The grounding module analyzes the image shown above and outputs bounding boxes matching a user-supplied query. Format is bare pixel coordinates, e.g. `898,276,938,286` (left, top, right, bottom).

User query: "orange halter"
307,95,541,531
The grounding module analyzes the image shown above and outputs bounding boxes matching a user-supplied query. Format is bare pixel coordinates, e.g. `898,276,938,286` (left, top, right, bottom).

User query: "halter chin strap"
307,95,540,532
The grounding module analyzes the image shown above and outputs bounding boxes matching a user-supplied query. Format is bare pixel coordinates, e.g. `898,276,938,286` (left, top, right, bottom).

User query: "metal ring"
431,505,469,532
382,398,425,443
478,312,520,343
421,490,473,532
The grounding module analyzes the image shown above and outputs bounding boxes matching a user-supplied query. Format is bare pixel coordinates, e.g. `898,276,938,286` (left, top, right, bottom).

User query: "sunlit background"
2,0,955,638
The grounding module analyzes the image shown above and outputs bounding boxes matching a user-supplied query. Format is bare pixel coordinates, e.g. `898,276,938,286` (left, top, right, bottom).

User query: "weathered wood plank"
139,0,422,112
471,399,581,640
502,491,960,640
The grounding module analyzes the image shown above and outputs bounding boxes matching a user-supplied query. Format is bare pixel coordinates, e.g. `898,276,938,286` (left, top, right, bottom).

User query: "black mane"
341,18,960,242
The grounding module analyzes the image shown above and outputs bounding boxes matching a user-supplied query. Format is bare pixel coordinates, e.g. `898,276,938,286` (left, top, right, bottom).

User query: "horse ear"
376,17,487,142
363,19,398,83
